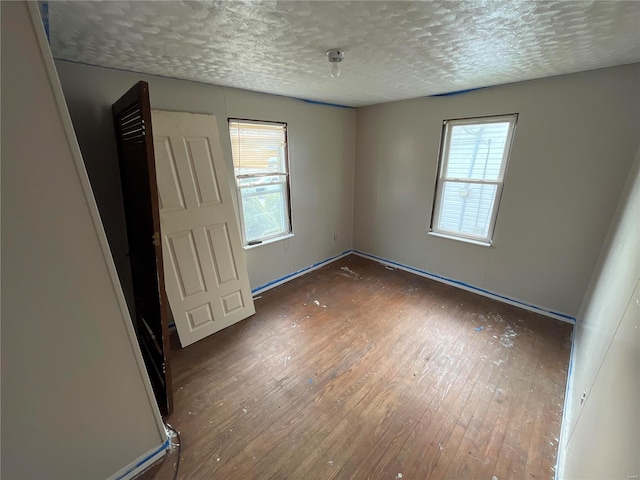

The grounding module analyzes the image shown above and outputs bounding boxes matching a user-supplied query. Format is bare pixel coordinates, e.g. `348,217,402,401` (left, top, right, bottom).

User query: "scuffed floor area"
139,254,572,480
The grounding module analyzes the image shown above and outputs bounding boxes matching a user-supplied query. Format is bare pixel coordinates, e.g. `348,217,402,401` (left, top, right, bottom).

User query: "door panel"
165,230,207,299
206,223,239,285
151,110,255,347
155,137,187,212
184,137,222,206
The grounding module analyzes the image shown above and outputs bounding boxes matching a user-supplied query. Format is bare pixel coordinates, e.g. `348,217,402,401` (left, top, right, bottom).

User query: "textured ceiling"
49,1,640,107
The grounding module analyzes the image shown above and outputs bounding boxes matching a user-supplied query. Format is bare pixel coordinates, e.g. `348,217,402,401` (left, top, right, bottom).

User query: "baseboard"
249,248,576,323
251,250,352,296
166,250,353,330
352,250,576,324
109,437,170,480
555,326,577,480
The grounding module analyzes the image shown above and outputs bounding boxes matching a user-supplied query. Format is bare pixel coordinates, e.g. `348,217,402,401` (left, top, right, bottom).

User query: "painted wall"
54,60,355,307
354,64,640,318
1,2,166,478
558,147,640,479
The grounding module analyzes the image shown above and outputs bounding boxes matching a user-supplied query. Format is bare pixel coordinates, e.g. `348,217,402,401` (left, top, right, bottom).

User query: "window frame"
429,114,518,246
228,118,293,247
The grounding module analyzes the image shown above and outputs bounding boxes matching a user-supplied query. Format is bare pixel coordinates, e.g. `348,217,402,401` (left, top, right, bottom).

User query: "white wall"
558,147,640,479
354,64,640,318
1,2,166,478
54,60,355,302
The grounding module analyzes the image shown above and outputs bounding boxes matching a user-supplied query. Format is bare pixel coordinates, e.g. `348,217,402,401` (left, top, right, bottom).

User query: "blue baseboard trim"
251,250,352,295
168,250,352,327
352,250,576,324
113,437,170,480
250,248,575,323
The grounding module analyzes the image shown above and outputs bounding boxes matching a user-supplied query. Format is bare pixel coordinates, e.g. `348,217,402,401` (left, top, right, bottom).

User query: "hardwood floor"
138,254,572,480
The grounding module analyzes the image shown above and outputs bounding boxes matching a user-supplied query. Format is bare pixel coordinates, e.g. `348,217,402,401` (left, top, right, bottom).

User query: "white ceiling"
49,1,640,107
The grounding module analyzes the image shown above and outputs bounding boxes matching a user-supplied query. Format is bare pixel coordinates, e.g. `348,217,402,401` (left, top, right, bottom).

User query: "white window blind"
229,121,287,174
430,114,517,245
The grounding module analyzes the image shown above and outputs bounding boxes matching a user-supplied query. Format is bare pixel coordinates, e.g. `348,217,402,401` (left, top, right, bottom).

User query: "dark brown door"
112,81,173,416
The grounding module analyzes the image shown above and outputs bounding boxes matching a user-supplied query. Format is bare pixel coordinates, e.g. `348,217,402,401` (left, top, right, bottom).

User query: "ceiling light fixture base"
326,49,345,63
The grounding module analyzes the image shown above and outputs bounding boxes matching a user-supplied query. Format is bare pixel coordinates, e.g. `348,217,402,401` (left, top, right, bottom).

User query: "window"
228,120,291,246
430,114,517,245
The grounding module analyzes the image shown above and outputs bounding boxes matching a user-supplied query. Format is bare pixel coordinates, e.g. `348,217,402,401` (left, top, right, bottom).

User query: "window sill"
428,231,492,247
243,233,294,250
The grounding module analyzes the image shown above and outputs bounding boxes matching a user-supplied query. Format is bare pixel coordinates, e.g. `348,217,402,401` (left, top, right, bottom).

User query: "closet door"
151,110,255,347
112,81,173,416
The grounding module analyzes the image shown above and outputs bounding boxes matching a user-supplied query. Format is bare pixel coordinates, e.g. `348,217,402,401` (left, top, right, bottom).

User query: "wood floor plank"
137,255,572,480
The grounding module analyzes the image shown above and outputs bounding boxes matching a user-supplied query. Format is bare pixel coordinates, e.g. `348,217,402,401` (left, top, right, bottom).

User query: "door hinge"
153,232,161,247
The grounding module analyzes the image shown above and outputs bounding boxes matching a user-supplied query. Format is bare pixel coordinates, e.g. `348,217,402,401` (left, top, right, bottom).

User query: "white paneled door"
151,110,255,347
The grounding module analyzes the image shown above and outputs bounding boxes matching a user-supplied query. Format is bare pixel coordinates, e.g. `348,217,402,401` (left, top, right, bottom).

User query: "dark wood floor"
139,254,572,480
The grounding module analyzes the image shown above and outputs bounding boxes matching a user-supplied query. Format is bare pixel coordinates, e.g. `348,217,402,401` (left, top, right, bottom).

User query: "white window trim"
428,231,493,247
429,114,518,245
228,119,293,247
242,232,295,250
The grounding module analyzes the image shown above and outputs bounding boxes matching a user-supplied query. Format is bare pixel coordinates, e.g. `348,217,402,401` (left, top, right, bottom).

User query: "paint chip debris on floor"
137,254,572,480
339,266,360,279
